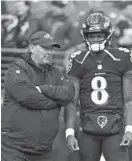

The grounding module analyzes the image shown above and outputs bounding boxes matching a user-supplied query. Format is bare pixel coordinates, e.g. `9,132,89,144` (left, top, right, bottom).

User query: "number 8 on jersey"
91,76,109,105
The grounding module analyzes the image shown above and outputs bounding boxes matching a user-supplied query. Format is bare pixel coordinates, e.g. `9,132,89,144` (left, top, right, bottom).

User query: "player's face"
87,32,106,44
30,45,53,65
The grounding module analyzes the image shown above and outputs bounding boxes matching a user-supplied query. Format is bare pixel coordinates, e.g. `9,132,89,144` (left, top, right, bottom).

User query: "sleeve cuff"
39,85,52,94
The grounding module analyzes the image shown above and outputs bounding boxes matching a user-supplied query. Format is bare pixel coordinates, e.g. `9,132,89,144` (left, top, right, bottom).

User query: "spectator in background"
14,1,40,48
40,1,73,50
116,15,132,49
1,1,18,48
1,14,19,48
2,1,40,48
113,14,132,49
69,11,85,49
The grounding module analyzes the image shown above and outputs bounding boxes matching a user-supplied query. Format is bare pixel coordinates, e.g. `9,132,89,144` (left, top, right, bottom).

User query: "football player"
65,13,132,161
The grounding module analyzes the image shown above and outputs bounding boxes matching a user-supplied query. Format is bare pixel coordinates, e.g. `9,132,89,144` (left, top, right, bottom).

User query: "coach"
1,31,74,161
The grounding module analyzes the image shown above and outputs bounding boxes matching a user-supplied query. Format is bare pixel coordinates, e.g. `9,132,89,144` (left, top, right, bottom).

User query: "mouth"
44,56,51,60
42,57,51,62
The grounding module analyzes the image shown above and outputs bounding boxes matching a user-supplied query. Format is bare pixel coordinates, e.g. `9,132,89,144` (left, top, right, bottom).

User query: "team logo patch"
43,33,53,40
97,115,108,128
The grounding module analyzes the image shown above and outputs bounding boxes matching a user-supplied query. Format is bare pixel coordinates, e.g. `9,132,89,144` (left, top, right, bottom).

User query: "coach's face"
29,44,53,65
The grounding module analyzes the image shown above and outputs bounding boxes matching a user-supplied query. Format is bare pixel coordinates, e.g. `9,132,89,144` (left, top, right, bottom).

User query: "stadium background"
1,1,132,161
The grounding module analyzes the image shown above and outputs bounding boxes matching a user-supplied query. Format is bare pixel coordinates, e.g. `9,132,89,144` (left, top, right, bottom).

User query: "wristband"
125,125,132,133
65,128,75,138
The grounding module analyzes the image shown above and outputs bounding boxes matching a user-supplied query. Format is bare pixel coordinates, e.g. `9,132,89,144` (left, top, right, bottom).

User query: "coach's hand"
67,135,79,152
120,131,132,147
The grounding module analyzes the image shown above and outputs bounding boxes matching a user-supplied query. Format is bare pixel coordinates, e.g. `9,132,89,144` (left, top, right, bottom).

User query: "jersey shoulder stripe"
118,47,132,62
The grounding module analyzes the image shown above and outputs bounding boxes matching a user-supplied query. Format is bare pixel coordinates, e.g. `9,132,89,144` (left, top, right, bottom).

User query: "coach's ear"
29,44,35,53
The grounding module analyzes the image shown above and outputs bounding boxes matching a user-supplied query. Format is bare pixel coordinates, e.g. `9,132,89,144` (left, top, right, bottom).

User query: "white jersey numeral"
91,76,109,105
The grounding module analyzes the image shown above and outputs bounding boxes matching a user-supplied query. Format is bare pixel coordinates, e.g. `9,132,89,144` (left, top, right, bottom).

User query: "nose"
44,52,52,59
93,36,99,41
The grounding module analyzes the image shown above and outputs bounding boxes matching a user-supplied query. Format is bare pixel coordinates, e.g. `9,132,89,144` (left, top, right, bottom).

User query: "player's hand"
67,135,79,152
120,131,132,147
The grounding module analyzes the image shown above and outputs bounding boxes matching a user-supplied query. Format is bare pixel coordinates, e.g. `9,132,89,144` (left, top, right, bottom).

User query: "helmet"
81,13,114,52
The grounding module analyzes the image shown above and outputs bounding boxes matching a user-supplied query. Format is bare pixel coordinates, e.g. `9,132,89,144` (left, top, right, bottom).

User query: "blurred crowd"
1,0,132,50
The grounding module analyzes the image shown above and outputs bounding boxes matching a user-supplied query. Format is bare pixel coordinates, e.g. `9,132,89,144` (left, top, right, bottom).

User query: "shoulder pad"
118,47,132,62
69,50,89,63
118,47,130,53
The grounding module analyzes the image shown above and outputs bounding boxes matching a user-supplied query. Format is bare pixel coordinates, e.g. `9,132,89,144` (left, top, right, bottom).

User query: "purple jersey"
67,48,132,114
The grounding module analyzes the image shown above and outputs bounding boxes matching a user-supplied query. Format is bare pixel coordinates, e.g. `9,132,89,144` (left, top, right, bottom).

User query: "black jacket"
1,53,74,154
